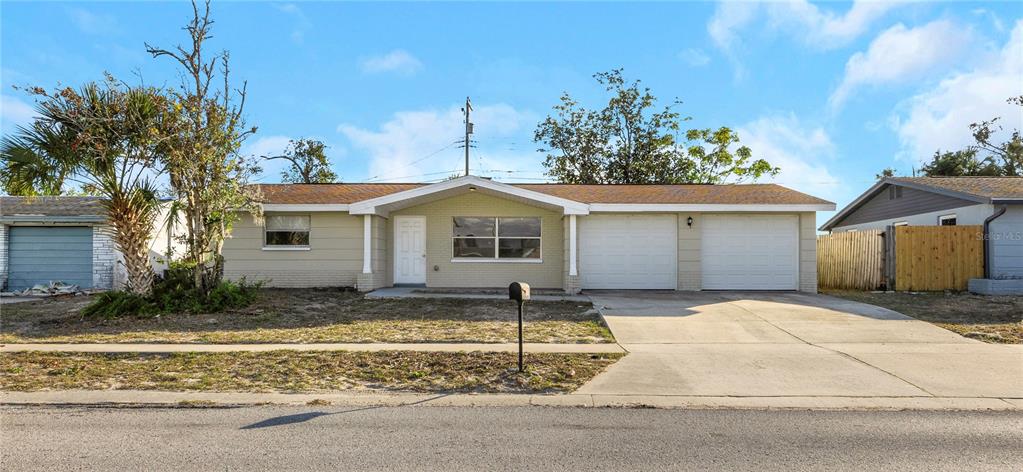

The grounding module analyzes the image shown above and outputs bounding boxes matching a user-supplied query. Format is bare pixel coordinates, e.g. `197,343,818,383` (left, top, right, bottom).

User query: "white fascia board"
588,203,836,212
261,204,350,212
349,175,589,215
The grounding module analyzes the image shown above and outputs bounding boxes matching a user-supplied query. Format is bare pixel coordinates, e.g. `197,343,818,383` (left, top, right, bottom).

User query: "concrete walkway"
578,291,1023,400
365,286,590,302
0,342,624,354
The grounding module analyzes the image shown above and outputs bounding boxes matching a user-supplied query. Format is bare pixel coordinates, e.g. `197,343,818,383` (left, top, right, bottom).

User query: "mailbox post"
508,282,530,372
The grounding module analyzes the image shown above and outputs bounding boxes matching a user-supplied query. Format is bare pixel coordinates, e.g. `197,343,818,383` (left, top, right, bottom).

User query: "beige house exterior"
223,176,834,294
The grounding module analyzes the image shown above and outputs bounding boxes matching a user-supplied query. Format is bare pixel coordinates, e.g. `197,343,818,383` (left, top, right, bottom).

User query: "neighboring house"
820,177,1023,279
223,175,835,294
0,196,180,291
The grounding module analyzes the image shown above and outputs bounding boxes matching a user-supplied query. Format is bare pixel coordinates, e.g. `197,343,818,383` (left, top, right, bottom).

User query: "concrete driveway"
578,291,1023,400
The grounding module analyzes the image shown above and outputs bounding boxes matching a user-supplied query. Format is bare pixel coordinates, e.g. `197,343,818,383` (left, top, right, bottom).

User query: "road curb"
0,343,626,354
3,391,1020,411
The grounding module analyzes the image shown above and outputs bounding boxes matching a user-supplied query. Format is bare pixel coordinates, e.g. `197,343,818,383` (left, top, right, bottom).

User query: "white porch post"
569,214,578,276
362,215,372,274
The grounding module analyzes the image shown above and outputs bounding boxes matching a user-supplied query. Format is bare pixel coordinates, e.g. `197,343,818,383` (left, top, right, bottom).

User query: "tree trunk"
110,213,155,297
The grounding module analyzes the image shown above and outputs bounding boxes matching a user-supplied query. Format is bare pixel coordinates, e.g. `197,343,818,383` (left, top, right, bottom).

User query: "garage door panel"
701,215,798,290
580,215,677,289
8,226,93,290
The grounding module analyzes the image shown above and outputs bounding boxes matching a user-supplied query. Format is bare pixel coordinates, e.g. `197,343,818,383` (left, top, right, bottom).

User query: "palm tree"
1,79,172,295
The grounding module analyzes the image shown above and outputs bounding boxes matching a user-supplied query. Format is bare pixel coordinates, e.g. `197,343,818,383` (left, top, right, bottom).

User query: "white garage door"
580,215,677,289
702,215,799,290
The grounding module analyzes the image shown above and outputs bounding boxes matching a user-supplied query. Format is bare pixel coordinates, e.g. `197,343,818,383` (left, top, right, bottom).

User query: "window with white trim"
938,214,957,226
265,215,310,246
452,217,541,260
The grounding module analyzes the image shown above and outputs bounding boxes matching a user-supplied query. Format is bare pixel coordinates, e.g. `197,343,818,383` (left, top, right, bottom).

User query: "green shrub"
84,275,262,319
82,291,155,318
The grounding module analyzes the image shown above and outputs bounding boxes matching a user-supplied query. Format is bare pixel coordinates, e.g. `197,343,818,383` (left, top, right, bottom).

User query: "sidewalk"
0,342,625,354
2,390,1020,411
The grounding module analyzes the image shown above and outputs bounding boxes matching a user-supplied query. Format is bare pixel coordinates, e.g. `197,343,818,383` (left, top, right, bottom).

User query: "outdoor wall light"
687,216,694,227
469,186,477,192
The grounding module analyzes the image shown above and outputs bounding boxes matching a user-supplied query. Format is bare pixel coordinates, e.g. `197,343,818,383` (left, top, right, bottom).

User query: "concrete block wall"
357,215,390,292
677,214,701,291
92,225,118,290
390,192,564,289
222,212,363,288
798,212,818,293
562,216,580,294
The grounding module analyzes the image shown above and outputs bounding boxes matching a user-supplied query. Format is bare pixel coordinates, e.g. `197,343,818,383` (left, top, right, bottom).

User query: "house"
0,196,179,291
223,175,835,294
819,177,1023,280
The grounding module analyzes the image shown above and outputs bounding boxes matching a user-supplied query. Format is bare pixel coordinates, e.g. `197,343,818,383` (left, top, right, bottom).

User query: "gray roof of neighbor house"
254,183,833,205
0,196,106,222
820,176,1023,231
887,177,1023,200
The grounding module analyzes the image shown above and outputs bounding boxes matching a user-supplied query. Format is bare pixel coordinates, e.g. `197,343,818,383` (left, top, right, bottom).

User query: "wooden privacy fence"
817,225,984,291
894,225,983,291
817,231,885,290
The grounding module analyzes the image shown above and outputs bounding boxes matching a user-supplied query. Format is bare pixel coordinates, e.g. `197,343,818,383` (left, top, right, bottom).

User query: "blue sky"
2,1,1021,220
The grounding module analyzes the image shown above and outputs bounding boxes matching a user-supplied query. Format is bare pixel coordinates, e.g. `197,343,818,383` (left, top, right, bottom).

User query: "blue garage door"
7,226,93,291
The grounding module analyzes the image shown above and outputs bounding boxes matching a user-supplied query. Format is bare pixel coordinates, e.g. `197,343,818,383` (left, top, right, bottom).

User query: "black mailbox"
509,282,530,302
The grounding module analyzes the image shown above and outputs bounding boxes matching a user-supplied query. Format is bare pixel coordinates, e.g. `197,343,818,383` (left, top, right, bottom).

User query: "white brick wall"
92,225,119,290
0,225,8,290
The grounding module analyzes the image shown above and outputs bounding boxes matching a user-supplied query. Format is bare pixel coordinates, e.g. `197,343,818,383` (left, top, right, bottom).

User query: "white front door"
579,214,678,289
394,216,427,284
701,214,799,290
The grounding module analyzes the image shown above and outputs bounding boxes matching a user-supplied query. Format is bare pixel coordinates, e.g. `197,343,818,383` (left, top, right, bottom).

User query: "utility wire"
363,139,462,182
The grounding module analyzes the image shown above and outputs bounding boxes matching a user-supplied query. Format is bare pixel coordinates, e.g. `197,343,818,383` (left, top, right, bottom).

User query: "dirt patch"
826,290,1023,344
0,351,624,394
0,289,612,344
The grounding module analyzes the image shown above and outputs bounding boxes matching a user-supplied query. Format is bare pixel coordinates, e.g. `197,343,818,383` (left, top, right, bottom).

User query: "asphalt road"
2,406,1021,471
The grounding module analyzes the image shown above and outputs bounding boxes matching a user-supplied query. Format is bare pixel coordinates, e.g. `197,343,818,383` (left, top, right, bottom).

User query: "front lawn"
826,290,1023,344
0,289,612,344
0,351,623,394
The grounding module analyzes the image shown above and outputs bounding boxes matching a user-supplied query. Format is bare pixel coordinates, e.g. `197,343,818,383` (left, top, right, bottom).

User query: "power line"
363,139,463,182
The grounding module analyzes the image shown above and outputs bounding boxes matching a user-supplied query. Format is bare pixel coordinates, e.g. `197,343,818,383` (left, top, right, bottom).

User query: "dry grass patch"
0,351,623,394
826,291,1023,344
0,289,612,344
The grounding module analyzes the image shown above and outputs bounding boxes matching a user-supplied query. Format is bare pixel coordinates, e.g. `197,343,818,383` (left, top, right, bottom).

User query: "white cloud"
0,95,36,134
338,103,539,182
736,114,842,200
677,48,710,67
829,20,973,111
891,19,1023,164
709,0,900,52
67,8,118,35
359,50,423,76
273,3,311,44
241,135,294,183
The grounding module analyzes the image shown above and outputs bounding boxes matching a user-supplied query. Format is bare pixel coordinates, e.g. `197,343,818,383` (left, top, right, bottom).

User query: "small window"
939,215,957,226
889,186,903,199
265,215,310,246
452,217,541,260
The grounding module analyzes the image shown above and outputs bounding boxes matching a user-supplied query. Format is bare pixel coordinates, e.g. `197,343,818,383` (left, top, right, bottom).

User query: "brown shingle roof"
254,183,424,204
0,196,105,217
515,184,832,205
891,177,1023,199
253,182,832,205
